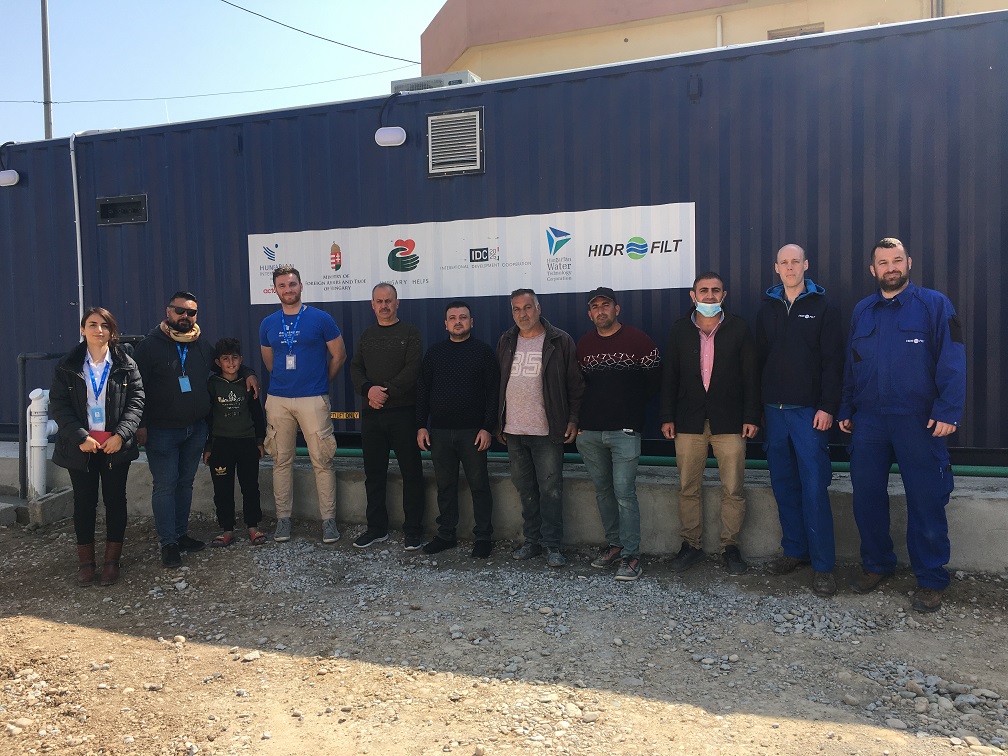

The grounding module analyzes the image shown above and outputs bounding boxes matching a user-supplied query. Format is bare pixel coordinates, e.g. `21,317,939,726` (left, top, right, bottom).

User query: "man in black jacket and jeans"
660,272,760,575
416,301,500,558
755,244,844,597
134,291,257,568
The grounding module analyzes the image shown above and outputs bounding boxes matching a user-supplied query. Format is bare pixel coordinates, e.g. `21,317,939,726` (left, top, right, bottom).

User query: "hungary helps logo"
546,227,571,256
388,239,419,272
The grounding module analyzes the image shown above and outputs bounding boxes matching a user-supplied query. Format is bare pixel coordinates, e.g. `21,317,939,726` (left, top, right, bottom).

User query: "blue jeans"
429,428,493,541
849,412,953,590
506,434,564,548
146,420,208,547
576,430,642,557
763,405,835,572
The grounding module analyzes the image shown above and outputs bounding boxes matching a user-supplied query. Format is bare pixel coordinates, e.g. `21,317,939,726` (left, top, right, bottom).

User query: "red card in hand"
89,431,113,445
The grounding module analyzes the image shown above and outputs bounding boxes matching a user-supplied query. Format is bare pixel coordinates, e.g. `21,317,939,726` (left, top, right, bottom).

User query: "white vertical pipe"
716,15,724,47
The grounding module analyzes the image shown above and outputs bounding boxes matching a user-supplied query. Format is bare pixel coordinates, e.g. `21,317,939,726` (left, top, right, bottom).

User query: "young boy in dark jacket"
203,338,266,546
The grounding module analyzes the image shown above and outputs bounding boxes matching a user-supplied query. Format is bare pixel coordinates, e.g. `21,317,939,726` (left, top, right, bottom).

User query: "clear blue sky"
2,0,448,145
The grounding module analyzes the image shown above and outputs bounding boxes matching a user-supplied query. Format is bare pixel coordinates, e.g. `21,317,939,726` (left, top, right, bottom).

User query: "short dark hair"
80,307,120,344
372,282,398,298
272,265,301,285
510,288,539,306
692,272,724,291
214,337,242,358
871,237,906,262
169,291,198,305
445,300,471,317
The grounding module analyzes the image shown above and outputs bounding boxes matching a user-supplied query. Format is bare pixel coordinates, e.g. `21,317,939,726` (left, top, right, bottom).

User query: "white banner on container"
247,202,695,304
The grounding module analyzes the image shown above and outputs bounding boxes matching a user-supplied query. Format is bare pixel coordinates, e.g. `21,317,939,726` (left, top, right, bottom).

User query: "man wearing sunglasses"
134,291,258,568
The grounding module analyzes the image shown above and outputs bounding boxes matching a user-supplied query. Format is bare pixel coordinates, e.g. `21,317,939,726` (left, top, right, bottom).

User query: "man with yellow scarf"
134,291,258,568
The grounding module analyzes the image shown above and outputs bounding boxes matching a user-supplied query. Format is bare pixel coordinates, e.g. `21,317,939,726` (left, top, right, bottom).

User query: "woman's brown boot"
99,542,123,586
77,544,96,586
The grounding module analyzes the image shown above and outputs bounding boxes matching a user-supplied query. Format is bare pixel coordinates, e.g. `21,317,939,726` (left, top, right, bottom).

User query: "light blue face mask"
695,301,722,318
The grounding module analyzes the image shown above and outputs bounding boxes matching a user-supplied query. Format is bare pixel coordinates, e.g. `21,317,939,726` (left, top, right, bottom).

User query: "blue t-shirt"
259,305,341,398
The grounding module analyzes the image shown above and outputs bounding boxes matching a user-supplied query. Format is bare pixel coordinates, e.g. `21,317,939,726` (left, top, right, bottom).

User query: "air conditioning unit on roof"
391,70,481,94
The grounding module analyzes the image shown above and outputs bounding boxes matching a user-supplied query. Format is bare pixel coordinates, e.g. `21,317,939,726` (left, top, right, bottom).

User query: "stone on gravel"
885,718,908,730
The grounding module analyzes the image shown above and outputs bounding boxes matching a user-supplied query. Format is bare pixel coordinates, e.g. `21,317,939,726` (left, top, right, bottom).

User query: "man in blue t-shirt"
259,265,346,544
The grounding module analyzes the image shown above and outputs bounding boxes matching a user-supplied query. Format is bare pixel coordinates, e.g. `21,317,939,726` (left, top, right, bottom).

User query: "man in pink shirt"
660,272,761,575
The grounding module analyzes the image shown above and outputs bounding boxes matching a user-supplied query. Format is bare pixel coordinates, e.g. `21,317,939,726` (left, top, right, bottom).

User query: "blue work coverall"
838,281,966,589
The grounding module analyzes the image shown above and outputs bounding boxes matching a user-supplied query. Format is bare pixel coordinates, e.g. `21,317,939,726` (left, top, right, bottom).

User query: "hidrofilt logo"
388,239,420,272
546,227,571,256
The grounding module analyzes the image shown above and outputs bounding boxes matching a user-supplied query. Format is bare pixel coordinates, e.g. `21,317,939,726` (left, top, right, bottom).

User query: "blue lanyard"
87,360,111,400
176,343,189,376
282,306,304,353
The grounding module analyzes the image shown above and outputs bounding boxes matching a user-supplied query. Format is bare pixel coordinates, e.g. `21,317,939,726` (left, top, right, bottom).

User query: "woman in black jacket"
49,307,144,586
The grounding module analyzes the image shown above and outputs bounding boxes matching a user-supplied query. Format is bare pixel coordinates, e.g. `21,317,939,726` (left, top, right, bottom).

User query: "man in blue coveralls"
838,237,966,613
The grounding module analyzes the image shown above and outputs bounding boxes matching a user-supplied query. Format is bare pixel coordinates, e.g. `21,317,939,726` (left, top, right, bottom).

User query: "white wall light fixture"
0,142,18,186
374,126,407,147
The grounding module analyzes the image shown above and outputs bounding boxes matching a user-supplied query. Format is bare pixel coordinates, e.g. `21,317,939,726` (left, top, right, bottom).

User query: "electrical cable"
218,0,420,64
0,142,13,170
0,65,415,105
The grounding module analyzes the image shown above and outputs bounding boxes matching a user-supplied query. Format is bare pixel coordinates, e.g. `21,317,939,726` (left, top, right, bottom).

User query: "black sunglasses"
170,306,197,317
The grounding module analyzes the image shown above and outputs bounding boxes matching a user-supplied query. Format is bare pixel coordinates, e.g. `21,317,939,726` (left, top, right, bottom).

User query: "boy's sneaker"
352,530,388,549
422,536,457,554
161,543,182,568
273,518,292,543
591,544,623,569
544,546,566,568
512,542,542,560
322,518,340,544
404,535,424,551
615,556,643,581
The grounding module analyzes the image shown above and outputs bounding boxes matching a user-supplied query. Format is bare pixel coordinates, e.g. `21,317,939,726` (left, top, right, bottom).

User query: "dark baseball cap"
586,286,619,306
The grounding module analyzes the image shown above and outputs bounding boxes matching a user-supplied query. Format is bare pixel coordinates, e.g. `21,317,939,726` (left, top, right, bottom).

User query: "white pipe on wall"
27,389,57,501
716,15,724,47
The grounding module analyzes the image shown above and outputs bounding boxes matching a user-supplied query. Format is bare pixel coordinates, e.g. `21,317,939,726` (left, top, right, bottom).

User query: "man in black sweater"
416,301,500,558
660,272,760,575
350,283,425,550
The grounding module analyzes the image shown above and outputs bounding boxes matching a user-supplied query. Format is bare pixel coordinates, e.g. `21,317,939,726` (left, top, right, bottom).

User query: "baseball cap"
586,286,618,306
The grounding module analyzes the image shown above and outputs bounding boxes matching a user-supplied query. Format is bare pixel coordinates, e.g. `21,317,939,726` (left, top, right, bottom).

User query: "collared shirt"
83,349,112,431
692,311,725,392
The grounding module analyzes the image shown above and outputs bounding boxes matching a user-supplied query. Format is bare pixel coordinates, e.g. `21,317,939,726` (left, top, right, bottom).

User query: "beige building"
421,0,1007,78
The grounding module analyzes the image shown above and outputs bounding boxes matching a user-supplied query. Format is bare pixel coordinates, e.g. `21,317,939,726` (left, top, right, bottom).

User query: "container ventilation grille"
427,108,484,176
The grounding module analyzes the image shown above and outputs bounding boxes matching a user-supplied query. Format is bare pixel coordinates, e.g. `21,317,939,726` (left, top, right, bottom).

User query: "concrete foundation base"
2,447,1005,573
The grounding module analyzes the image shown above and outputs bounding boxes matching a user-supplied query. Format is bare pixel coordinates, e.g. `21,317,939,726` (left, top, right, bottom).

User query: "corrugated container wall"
0,12,1004,459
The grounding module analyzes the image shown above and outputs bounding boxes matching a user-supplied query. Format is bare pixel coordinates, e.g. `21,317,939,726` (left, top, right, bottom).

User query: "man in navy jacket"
755,244,844,597
839,238,966,613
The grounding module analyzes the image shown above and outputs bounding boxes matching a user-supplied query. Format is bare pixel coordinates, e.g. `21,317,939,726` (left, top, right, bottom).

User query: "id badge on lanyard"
177,344,192,392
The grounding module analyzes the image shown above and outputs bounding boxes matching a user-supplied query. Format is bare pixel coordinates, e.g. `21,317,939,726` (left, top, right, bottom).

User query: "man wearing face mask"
839,238,965,613
134,291,258,568
660,272,760,575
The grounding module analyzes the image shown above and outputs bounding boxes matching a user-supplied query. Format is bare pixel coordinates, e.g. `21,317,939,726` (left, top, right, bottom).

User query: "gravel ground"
2,514,1007,755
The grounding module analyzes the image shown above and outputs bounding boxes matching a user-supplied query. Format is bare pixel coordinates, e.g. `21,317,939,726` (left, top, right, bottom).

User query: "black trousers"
68,452,129,544
360,407,425,538
429,428,493,541
207,436,262,530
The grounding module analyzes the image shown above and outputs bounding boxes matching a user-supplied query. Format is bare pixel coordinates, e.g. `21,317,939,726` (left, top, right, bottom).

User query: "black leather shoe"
471,540,492,559
668,543,705,573
723,546,748,575
161,543,182,568
177,534,205,552
422,536,457,554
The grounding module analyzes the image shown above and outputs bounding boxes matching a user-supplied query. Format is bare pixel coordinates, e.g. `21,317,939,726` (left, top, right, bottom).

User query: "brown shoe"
850,570,889,594
767,555,810,575
911,586,943,613
76,544,96,586
812,571,837,597
100,542,123,587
